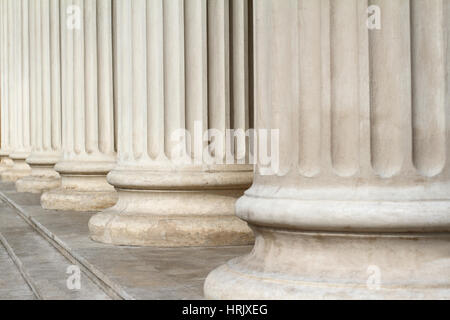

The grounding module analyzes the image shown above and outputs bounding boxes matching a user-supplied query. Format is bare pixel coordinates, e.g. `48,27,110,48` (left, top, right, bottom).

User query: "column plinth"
205,184,450,299
0,153,14,173
1,155,31,182
206,226,449,299
89,165,253,246
204,0,450,299
41,159,117,211
16,154,61,193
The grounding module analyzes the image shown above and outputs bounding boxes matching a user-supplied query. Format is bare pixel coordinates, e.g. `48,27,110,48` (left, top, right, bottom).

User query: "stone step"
0,181,251,300
0,200,111,300
0,236,36,300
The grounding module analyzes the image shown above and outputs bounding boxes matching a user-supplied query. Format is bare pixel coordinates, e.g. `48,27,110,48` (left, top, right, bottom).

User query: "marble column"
41,0,117,211
16,0,62,193
205,0,450,299
2,0,32,182
0,0,14,172
88,0,253,247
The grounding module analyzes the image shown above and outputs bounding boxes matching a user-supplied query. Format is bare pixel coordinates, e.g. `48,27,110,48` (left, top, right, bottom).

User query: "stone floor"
0,182,252,300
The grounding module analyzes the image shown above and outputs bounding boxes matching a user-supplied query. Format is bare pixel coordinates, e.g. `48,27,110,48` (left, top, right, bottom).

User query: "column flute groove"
411,0,446,177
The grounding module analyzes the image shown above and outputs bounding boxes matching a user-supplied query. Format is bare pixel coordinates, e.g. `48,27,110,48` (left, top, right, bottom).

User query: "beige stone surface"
89,168,253,246
41,187,117,212
41,162,117,211
0,157,13,173
1,159,31,182
15,169,60,194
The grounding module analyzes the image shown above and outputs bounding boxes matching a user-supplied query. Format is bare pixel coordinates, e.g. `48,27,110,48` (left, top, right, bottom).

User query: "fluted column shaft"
41,0,117,211
2,0,32,182
16,0,62,193
88,0,253,247
0,0,13,171
205,0,450,299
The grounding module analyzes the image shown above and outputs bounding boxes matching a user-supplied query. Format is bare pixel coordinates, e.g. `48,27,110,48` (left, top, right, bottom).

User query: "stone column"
41,0,117,211
88,0,253,247
16,0,62,193
0,0,14,172
2,0,32,182
205,0,450,299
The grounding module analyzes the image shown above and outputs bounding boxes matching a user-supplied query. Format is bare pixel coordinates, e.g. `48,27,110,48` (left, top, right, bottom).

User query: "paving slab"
0,239,36,300
0,201,110,300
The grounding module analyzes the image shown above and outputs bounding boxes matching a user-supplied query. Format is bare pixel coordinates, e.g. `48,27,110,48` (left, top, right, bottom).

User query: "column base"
0,156,13,172
41,187,118,212
16,175,61,194
204,193,450,299
41,160,118,211
89,190,254,247
16,156,61,193
88,167,254,247
204,227,450,299
1,159,31,182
